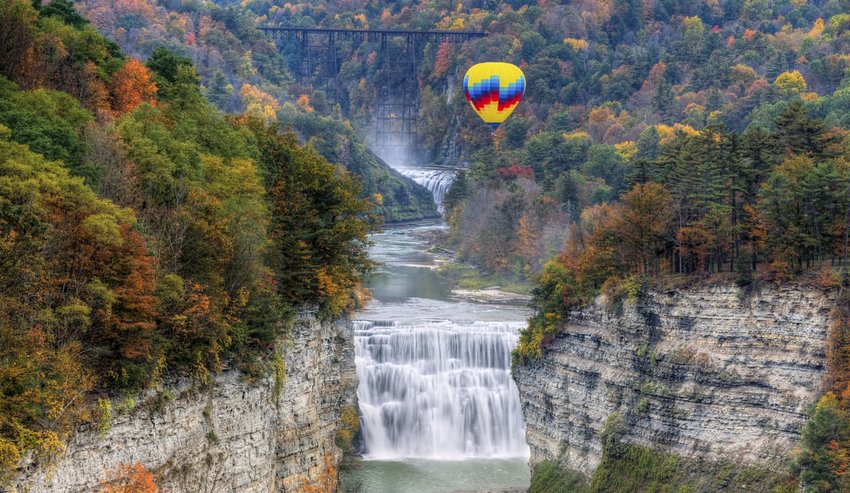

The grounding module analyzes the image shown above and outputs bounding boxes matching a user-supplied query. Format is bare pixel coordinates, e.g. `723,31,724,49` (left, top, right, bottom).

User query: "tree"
774,70,808,97
110,59,157,115
610,183,673,275
775,101,839,159
240,83,280,123
797,393,850,492
243,118,376,317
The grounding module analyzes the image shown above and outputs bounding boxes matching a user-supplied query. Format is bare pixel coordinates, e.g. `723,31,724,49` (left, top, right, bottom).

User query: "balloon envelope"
463,62,526,130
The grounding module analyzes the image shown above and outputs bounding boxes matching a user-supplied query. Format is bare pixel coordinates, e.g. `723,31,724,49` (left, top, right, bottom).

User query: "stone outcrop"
11,312,356,493
514,284,832,477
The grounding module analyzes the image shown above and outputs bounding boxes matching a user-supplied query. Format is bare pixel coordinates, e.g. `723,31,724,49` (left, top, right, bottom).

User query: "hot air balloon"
463,62,526,131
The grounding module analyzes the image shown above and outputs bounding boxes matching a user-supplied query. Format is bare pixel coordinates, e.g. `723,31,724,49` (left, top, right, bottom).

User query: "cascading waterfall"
398,168,455,212
354,319,529,460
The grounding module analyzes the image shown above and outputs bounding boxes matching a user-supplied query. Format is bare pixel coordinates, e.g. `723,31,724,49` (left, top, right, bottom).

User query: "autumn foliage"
100,463,158,493
0,0,375,483
299,453,338,493
110,59,157,115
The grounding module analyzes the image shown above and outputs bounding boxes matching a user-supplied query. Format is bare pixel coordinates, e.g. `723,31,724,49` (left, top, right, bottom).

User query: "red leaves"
496,164,534,179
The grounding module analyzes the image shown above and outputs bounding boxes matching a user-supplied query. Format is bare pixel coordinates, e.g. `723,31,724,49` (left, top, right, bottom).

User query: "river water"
342,220,531,493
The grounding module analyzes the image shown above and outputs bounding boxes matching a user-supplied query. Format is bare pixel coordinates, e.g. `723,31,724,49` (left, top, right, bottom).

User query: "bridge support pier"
259,27,485,157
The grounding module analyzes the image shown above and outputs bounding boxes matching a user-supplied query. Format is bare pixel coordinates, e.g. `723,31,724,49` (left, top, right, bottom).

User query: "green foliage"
97,398,112,435
591,443,790,493
0,77,94,181
272,351,287,406
243,117,377,318
282,112,436,222
0,2,376,482
529,443,790,493
529,461,589,493
515,259,578,363
796,393,850,492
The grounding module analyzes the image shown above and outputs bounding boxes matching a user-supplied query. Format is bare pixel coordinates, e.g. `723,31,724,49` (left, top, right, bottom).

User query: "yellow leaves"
82,213,124,247
436,13,466,30
682,15,704,33
240,83,280,122
337,405,360,447
615,141,637,162
0,439,20,484
57,299,92,332
352,13,368,28
654,123,699,144
563,130,591,141
810,17,825,38
774,70,808,95
272,351,286,405
563,37,589,52
729,63,757,85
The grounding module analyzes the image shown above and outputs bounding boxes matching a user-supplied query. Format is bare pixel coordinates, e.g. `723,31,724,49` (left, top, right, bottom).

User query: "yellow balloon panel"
463,62,526,129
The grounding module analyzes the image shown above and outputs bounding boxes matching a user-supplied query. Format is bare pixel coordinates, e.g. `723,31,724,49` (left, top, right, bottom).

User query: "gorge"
342,221,531,493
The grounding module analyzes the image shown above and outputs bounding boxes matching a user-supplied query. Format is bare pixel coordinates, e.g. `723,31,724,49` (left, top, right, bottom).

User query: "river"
341,217,531,493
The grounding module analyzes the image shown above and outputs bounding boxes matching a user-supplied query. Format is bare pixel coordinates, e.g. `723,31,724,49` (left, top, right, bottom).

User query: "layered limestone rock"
12,312,356,493
514,284,832,476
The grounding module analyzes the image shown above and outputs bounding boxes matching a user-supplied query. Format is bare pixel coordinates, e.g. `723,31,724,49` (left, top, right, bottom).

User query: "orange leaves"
240,83,281,121
295,93,313,113
110,226,157,361
433,42,454,78
110,59,158,115
611,183,673,275
299,453,338,493
100,463,158,493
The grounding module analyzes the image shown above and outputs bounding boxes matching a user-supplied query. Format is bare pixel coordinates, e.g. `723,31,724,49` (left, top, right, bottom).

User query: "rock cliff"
514,284,832,477
12,312,356,493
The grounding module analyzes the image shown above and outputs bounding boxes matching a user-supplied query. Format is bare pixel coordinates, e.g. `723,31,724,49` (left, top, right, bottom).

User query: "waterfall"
398,168,455,212
354,319,529,460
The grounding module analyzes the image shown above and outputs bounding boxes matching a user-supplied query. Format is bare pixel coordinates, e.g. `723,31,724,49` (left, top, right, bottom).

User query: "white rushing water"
397,167,455,212
355,319,529,460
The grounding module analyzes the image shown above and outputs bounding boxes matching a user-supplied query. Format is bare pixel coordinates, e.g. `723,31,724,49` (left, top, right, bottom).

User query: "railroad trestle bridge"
258,26,486,157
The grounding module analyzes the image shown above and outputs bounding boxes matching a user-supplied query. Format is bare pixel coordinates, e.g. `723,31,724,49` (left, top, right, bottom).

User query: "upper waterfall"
397,167,456,213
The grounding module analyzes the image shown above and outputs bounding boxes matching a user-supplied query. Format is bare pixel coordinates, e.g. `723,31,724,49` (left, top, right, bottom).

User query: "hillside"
71,0,439,222
0,0,373,485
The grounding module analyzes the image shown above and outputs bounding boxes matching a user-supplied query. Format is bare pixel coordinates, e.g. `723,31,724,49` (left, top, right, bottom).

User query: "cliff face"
514,284,832,477
12,312,356,493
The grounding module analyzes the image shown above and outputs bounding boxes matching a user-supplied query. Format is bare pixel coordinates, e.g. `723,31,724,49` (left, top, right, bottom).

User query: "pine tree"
775,101,839,159
443,170,469,213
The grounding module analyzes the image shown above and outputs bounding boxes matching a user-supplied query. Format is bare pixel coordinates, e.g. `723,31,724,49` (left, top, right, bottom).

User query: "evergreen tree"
776,102,839,159
443,170,469,213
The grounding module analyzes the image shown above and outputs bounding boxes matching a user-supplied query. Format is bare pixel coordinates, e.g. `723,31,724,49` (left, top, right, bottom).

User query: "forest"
5,0,850,490
0,0,375,483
